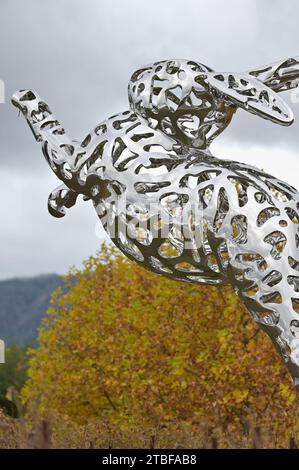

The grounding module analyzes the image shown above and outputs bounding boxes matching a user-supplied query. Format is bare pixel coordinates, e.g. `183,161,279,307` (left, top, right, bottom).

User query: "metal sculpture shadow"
12,57,299,387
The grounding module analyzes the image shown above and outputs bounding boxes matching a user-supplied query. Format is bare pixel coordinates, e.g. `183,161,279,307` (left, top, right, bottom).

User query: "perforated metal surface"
12,57,299,386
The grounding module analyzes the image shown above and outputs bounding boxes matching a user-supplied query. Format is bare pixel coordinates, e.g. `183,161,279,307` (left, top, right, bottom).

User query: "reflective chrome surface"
12,57,299,386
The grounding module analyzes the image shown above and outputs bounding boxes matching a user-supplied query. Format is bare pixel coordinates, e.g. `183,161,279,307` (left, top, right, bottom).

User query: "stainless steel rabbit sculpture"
12,57,299,387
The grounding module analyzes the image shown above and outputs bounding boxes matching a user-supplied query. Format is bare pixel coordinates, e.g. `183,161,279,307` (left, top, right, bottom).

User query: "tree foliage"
22,245,299,437
0,345,28,416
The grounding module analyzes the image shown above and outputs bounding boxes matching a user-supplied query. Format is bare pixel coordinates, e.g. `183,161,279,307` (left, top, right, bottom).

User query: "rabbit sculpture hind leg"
206,162,299,386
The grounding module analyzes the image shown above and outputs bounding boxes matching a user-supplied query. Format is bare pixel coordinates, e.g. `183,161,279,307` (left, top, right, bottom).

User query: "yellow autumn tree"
22,244,299,440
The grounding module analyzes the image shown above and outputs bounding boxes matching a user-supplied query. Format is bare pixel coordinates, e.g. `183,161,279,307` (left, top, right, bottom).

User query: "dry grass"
0,408,298,449
0,388,298,449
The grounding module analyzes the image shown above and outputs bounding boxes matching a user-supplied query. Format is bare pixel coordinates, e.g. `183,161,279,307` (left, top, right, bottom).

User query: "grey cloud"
0,167,109,278
0,0,298,278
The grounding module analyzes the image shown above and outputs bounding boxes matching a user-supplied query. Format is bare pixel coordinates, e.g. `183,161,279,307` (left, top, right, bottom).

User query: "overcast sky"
0,0,299,279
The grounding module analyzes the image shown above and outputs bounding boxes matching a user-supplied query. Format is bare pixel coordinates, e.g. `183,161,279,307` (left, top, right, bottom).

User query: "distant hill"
0,274,62,345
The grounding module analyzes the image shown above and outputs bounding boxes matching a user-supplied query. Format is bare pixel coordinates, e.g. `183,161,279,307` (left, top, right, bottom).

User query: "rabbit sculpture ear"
248,56,299,92
208,71,294,126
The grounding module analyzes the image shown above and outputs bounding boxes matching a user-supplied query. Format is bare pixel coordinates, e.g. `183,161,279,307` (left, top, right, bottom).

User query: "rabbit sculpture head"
128,58,298,150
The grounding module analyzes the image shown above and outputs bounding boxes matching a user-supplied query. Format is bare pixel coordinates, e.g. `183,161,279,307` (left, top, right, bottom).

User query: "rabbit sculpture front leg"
12,57,299,388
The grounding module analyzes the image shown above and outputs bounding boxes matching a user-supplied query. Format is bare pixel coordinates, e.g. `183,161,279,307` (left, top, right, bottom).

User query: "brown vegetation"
1,244,299,448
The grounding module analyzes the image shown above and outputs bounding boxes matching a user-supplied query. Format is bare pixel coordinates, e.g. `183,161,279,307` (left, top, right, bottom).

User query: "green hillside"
0,274,62,345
